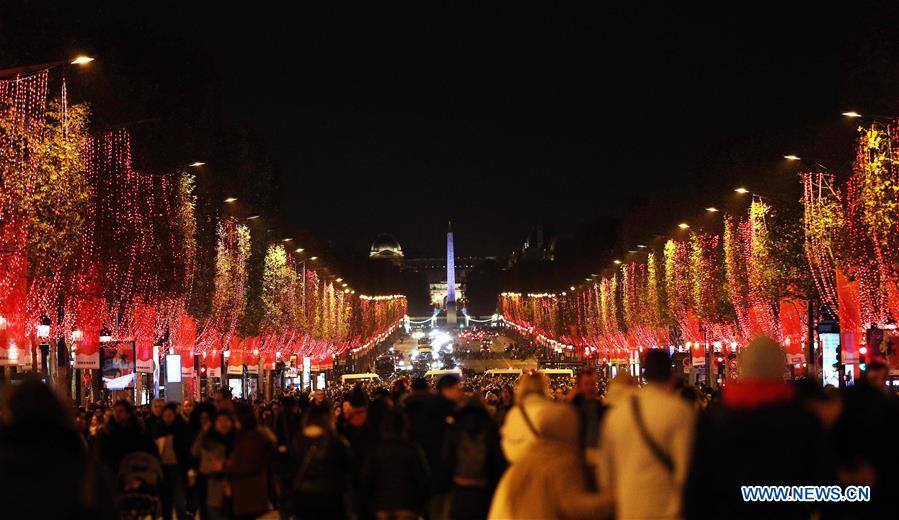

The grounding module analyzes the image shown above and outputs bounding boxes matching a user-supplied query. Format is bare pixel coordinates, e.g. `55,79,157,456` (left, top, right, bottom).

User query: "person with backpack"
443,397,506,520
360,408,431,520
291,402,354,519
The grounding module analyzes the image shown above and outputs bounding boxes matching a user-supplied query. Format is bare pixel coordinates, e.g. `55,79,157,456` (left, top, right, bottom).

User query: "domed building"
370,233,404,265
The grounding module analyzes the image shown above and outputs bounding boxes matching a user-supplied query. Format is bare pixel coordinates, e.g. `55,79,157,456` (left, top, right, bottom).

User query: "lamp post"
36,316,51,379
0,55,95,79
71,328,83,403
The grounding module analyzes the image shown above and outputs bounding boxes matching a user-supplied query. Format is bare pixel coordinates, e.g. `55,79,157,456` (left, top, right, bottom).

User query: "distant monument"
446,221,457,326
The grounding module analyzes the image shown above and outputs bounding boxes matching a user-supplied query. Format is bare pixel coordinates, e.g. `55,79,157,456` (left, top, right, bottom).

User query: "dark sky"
4,2,899,258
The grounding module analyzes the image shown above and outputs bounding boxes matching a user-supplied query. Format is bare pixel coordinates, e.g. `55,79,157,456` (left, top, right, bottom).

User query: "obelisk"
446,221,457,326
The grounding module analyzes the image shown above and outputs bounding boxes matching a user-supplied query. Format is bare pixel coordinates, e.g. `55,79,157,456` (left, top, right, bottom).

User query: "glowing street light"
295,247,304,253
637,244,647,249
70,55,95,65
842,111,862,118
613,259,622,265
246,215,260,220
678,223,690,229
783,155,801,161
570,286,576,291
36,316,51,340
224,197,237,203
336,278,343,282
734,187,750,194
188,161,206,167
309,256,318,261
705,207,719,212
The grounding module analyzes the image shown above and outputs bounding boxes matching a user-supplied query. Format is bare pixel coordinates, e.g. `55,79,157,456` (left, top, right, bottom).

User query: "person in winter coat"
492,384,514,426
499,371,554,463
222,404,274,519
192,411,236,520
0,377,114,520
272,396,302,520
360,408,431,520
153,403,193,520
443,397,507,520
488,399,612,519
291,402,354,520
94,400,156,483
684,337,829,519
600,349,694,520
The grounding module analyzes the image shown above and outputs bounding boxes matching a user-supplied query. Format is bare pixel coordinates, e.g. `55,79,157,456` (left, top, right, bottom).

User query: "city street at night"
3,3,899,519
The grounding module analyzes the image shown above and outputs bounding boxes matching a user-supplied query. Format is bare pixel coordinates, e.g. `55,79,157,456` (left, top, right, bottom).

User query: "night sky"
4,2,899,258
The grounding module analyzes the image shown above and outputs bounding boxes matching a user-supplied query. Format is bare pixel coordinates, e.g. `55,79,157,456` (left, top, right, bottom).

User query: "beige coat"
489,402,612,520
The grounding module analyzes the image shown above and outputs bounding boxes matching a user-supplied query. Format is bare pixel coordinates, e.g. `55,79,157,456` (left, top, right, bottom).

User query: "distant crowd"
0,335,898,519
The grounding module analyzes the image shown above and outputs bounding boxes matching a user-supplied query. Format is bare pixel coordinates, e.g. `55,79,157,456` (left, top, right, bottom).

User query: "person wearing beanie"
684,336,830,519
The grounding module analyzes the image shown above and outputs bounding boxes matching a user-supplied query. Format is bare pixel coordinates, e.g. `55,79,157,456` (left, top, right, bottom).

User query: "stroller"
116,452,163,520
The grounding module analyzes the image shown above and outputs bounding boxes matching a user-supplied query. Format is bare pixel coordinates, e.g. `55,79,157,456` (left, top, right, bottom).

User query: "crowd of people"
1,335,898,519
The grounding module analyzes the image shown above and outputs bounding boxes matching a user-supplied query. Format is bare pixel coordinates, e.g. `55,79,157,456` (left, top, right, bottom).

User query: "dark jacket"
684,380,830,519
443,401,507,519
192,429,234,509
225,427,274,517
290,428,353,500
404,393,456,492
360,438,431,513
0,419,105,520
94,417,156,475
830,381,899,517
152,417,193,474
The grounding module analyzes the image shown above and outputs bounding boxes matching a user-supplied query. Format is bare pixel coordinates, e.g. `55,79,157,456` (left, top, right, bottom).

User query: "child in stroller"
117,451,164,520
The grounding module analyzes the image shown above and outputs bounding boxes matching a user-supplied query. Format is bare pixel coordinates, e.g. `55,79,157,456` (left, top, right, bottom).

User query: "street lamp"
37,316,51,340
784,155,801,161
188,161,206,167
842,111,862,118
678,223,690,229
705,207,719,212
0,55,96,79
70,55,94,65
734,187,750,194
224,197,237,203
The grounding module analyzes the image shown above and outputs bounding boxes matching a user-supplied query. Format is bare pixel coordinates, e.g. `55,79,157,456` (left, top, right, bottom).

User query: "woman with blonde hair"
498,371,551,463
489,399,613,519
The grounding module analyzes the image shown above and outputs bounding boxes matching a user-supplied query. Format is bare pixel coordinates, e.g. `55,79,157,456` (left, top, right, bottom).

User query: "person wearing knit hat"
684,335,828,518
737,335,787,380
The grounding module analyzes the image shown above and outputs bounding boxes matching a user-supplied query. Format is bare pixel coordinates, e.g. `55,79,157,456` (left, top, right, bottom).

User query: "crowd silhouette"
1,336,898,519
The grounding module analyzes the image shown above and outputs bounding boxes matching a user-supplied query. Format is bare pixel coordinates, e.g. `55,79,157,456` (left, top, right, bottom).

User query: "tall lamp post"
36,316,51,380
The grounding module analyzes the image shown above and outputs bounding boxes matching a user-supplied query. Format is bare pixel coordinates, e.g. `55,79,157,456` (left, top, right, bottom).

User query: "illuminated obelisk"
446,221,457,326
